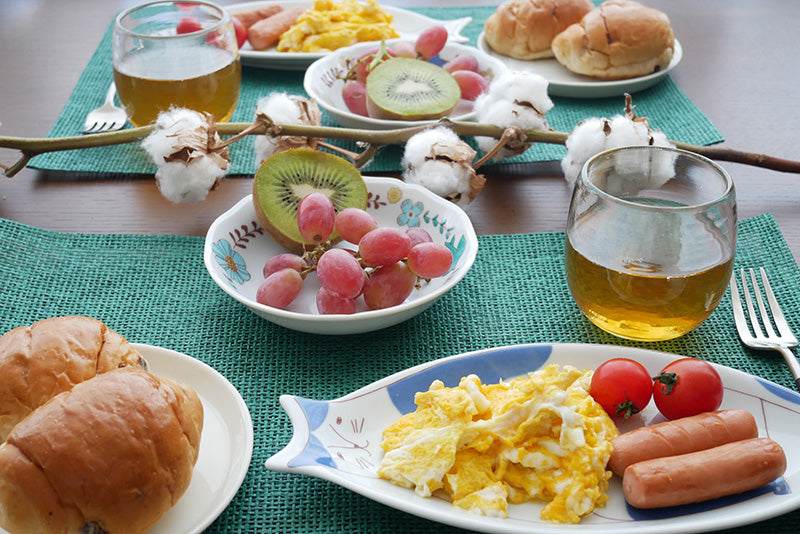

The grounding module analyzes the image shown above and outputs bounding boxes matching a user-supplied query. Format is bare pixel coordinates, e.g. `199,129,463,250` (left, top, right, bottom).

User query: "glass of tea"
112,0,241,127
565,145,736,342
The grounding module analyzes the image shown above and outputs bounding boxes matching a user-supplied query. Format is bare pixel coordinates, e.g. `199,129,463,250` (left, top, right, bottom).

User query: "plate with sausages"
265,343,800,533
226,0,472,70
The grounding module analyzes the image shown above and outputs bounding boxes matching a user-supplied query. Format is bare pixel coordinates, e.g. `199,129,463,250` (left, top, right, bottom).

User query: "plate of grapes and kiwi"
203,148,478,335
304,37,508,130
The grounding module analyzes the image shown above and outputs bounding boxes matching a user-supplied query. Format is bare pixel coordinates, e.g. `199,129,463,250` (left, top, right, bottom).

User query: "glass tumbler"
112,0,241,127
565,145,737,342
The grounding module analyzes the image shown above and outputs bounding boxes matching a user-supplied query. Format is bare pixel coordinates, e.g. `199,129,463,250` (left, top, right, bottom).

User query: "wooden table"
1,0,799,264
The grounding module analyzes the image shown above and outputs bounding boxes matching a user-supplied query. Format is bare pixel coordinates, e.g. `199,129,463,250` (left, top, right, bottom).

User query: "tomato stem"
653,372,678,394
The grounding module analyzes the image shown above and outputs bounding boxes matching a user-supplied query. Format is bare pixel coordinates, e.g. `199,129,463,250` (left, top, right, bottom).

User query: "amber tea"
565,146,736,342
114,46,241,127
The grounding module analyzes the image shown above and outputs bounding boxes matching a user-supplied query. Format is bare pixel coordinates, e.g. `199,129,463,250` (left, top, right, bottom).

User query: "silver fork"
82,82,127,134
730,267,800,390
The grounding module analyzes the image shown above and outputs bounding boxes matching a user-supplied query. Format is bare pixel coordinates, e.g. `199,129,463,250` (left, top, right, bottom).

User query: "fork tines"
731,267,798,345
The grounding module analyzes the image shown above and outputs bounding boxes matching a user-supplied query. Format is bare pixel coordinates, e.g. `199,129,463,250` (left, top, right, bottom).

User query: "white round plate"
204,176,478,335
304,40,508,130
226,0,472,70
266,343,800,533
477,32,683,99
0,344,253,534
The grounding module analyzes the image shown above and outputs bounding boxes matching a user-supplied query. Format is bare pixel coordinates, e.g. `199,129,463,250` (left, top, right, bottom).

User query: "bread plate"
477,32,683,99
265,343,800,533
129,344,253,534
226,0,472,70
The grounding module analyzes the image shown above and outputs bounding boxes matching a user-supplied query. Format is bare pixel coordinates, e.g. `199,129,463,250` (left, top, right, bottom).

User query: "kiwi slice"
252,149,368,253
365,57,461,121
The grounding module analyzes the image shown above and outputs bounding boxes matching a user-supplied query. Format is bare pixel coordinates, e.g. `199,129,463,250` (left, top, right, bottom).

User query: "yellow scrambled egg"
277,0,399,53
377,365,619,524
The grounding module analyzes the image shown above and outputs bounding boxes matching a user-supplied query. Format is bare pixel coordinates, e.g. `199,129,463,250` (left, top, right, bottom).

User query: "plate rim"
266,342,800,534
476,33,684,98
134,343,254,534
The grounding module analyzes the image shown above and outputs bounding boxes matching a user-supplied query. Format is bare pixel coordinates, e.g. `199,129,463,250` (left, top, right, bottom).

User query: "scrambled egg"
377,365,619,523
277,0,399,53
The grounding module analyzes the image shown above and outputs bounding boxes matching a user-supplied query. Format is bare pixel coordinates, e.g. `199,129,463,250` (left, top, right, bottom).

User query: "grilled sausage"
247,5,304,50
232,5,283,29
623,437,786,509
608,409,758,476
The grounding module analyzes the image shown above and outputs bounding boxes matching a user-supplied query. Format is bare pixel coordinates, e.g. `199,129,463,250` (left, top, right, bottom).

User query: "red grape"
316,287,356,314
316,248,364,299
176,16,202,34
415,25,448,60
359,227,411,267
256,268,303,309
363,262,416,310
297,192,335,243
391,40,417,58
354,47,394,83
406,227,433,247
451,70,489,101
263,253,307,278
406,242,453,278
443,55,479,73
342,80,369,117
335,207,378,244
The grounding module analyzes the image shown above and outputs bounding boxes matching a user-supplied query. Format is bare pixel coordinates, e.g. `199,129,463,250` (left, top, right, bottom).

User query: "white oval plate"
265,343,800,533
203,176,478,335
226,0,472,70
0,344,254,534
304,40,508,130
477,32,683,99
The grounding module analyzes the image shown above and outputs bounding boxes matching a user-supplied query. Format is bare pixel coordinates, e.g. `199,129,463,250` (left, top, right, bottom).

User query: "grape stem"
2,117,800,178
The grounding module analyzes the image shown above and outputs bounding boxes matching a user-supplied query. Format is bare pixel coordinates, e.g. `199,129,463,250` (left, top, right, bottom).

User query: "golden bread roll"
0,366,203,534
0,316,146,441
551,0,675,79
483,0,594,60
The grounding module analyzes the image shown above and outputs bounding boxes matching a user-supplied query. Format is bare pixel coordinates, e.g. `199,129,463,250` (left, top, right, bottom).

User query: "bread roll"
551,0,675,80
0,366,203,534
483,0,594,60
0,316,146,440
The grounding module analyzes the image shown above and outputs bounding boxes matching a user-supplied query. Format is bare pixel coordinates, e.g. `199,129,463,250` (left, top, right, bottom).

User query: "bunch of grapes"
340,25,490,117
256,193,455,314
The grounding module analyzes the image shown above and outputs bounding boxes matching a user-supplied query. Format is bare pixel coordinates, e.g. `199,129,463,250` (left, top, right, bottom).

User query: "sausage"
247,5,305,50
608,409,757,476
232,5,283,29
623,437,786,509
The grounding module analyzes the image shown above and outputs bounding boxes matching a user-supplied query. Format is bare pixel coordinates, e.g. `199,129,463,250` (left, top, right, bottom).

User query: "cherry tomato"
232,16,247,49
590,358,653,419
176,16,202,34
652,358,723,420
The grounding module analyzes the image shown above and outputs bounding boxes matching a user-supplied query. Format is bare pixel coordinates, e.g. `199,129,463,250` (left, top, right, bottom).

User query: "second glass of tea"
565,145,736,342
112,0,241,127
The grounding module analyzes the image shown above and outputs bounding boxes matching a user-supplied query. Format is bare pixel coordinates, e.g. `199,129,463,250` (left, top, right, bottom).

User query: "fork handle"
104,82,117,105
777,346,800,391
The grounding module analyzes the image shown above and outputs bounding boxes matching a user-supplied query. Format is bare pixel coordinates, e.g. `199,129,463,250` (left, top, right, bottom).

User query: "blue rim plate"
265,343,800,533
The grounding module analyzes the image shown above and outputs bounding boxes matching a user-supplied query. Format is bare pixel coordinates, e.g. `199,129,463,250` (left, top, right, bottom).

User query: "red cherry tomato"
652,358,724,420
232,16,247,49
590,358,653,419
176,16,202,34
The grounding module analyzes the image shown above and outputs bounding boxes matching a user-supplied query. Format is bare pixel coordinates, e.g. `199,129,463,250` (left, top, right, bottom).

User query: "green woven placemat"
31,5,723,175
0,212,798,533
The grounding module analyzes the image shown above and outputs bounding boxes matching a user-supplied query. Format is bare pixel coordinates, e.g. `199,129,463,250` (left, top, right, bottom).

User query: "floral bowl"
203,176,478,335
303,40,508,130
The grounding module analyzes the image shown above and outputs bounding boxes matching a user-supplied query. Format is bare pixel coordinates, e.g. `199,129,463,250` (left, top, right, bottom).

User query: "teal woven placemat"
0,212,798,533
31,5,723,175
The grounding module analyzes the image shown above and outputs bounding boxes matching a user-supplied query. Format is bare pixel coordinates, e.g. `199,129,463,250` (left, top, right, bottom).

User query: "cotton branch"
2,119,800,178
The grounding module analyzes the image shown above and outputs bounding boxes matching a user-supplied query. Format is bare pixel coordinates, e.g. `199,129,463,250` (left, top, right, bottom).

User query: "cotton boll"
402,126,465,166
156,158,226,204
141,108,209,163
560,118,612,186
404,160,474,208
473,71,553,161
254,92,322,165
